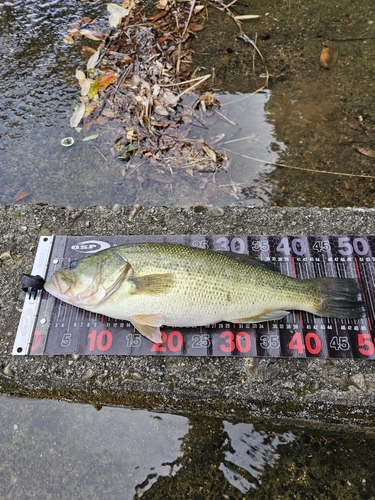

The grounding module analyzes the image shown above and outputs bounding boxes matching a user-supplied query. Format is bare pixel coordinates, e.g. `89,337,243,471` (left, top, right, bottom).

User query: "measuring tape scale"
13,234,375,359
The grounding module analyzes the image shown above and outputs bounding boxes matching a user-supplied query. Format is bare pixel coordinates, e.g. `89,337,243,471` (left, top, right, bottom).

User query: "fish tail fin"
311,277,365,319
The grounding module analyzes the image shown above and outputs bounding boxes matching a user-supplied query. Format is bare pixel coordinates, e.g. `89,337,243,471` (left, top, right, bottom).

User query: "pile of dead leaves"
66,0,229,174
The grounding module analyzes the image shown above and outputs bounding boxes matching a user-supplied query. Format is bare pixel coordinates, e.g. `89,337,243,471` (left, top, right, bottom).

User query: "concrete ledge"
2,204,375,428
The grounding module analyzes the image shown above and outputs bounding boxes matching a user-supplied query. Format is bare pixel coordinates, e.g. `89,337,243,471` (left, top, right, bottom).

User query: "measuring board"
13,234,375,359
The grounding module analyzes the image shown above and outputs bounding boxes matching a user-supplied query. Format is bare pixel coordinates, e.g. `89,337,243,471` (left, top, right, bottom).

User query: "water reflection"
220,421,295,493
0,394,190,498
1,395,375,498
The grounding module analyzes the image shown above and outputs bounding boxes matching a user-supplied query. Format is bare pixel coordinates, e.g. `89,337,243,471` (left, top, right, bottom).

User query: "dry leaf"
348,121,362,131
357,146,375,158
156,0,168,9
75,69,86,83
81,45,97,57
87,48,100,71
79,29,104,41
63,34,75,44
82,134,99,141
147,11,168,21
95,116,109,125
188,23,204,31
14,191,30,202
108,3,130,27
154,102,169,116
70,102,86,128
0,250,11,260
234,14,262,20
202,142,217,162
128,203,142,221
320,40,339,69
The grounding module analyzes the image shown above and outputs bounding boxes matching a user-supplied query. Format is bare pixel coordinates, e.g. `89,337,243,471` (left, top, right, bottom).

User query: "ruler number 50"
338,237,369,256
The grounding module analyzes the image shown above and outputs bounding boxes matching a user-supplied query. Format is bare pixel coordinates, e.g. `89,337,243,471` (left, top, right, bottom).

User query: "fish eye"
69,260,79,269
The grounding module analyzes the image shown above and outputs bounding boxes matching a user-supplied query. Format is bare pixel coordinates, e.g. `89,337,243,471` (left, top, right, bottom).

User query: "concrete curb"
2,204,375,428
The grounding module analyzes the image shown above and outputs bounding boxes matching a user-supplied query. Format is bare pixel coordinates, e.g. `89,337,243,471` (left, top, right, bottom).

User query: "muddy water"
1,394,375,499
1,0,374,207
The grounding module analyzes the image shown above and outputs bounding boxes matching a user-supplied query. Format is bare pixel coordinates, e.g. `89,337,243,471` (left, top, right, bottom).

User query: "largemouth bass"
44,242,365,343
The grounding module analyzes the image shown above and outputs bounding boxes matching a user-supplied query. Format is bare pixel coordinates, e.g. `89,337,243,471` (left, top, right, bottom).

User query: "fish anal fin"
229,310,290,323
131,314,164,343
131,274,174,295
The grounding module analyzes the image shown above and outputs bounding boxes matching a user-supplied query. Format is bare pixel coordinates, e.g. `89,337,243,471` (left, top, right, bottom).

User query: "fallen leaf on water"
70,102,86,128
108,3,130,27
80,78,92,96
82,134,99,141
320,40,339,69
0,250,11,260
78,29,104,41
202,142,217,162
82,45,97,57
357,146,375,158
188,23,204,31
63,34,75,44
14,191,30,202
87,48,100,71
75,69,86,83
340,138,355,145
348,121,362,131
234,14,262,20
95,116,110,125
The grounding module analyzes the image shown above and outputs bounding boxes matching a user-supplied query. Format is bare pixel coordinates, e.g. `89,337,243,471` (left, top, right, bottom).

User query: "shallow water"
1,394,375,499
1,0,374,208
0,0,280,208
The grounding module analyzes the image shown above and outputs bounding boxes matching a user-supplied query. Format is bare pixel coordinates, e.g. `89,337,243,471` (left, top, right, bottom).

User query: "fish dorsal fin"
216,251,272,271
131,314,164,343
229,310,290,323
131,273,174,295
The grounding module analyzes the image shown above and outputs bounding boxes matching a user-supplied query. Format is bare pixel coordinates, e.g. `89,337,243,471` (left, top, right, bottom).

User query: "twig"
215,110,237,125
183,0,197,36
177,74,212,98
90,142,107,162
159,74,212,87
223,134,257,144
225,148,375,179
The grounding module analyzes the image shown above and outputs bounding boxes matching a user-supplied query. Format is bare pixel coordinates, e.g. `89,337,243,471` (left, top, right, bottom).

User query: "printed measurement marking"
17,234,375,358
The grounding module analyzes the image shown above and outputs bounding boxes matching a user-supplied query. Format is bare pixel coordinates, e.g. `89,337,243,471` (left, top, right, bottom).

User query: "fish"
43,242,365,343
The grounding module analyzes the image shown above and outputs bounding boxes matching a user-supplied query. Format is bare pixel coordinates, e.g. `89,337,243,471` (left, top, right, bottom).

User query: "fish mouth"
44,273,73,300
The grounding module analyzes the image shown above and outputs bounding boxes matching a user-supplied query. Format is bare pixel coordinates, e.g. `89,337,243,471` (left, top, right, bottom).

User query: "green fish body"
44,242,365,343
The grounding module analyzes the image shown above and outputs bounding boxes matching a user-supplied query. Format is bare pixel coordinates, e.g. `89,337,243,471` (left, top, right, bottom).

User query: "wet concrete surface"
2,204,375,428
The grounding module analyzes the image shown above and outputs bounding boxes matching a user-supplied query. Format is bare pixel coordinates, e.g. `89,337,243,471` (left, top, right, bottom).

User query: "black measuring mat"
13,234,375,359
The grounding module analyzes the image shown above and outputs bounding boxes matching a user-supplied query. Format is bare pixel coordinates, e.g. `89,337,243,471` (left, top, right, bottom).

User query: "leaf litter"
65,0,269,201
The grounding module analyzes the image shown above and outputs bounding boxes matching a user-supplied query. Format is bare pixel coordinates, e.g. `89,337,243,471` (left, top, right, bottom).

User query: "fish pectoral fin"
131,314,164,343
131,273,174,295
229,310,290,323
